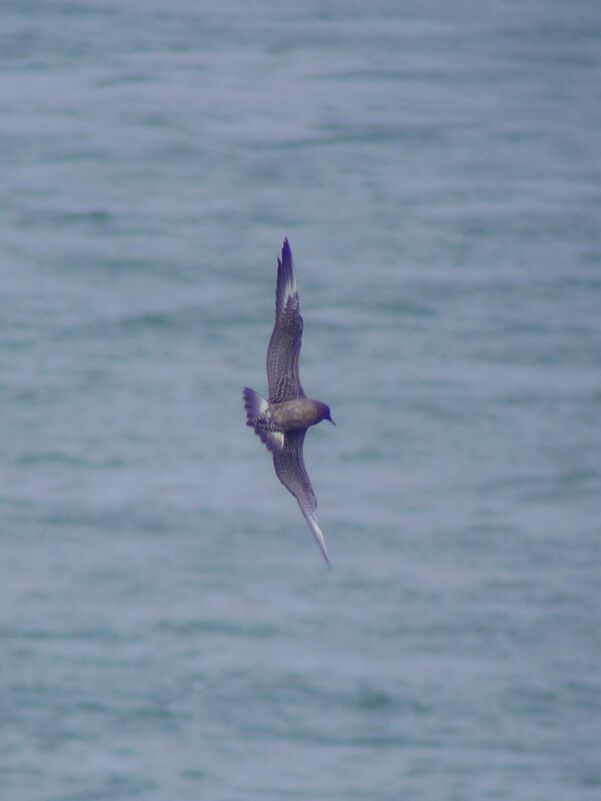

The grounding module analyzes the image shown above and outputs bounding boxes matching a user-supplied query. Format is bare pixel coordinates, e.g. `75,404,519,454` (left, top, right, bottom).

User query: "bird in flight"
243,239,335,567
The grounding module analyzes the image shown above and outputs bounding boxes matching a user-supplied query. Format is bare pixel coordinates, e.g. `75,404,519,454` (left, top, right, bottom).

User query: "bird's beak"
328,416,336,426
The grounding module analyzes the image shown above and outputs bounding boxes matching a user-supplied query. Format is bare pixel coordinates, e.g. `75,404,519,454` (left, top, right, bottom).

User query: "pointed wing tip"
274,237,298,321
306,516,332,569
316,532,332,569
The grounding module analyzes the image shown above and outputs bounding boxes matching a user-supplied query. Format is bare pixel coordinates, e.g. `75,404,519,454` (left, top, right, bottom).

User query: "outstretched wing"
266,239,305,403
272,429,331,567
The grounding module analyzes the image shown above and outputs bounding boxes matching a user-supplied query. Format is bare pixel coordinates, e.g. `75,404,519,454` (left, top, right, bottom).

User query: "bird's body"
243,239,334,567
256,398,331,433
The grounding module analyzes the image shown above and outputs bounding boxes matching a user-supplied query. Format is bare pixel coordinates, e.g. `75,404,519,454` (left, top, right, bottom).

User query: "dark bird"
243,239,335,567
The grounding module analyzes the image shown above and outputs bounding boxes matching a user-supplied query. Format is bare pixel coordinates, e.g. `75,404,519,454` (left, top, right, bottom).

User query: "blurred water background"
2,1,601,799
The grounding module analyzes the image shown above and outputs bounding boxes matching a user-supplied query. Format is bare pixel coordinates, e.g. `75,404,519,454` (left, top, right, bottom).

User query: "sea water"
2,2,600,799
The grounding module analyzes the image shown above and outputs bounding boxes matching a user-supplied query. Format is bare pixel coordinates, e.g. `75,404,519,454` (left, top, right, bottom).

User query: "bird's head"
322,404,335,426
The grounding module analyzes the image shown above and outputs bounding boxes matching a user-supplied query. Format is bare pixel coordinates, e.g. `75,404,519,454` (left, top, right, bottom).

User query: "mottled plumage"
243,239,335,567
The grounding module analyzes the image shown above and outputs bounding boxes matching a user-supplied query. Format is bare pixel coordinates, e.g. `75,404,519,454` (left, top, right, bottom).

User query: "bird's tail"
243,387,268,427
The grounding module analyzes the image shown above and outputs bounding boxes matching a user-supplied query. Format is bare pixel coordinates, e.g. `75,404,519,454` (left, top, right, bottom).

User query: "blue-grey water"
2,2,601,799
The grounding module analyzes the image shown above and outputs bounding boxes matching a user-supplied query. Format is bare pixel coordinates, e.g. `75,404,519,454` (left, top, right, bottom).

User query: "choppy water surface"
2,2,601,799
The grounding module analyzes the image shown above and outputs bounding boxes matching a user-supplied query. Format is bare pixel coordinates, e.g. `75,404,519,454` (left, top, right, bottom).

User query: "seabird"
243,239,335,567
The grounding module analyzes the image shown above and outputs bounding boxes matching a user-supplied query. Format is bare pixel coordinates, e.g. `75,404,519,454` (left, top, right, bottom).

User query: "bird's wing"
266,239,305,403
273,429,331,567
